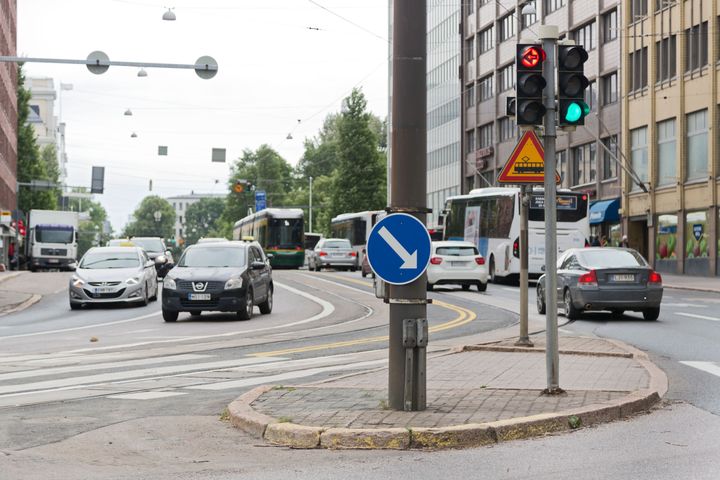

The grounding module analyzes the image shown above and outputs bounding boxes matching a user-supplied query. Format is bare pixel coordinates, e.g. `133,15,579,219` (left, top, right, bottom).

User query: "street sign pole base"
514,337,535,347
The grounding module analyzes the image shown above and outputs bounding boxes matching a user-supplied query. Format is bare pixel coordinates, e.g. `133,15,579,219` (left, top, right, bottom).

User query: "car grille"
41,248,68,256
177,281,225,293
83,288,126,299
179,299,220,308
88,281,122,287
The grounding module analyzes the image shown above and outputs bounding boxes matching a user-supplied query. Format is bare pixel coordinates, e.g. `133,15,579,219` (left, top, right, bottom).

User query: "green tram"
233,208,305,268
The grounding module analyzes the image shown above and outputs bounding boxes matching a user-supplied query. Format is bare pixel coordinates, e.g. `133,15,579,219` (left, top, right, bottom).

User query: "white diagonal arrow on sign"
378,226,417,269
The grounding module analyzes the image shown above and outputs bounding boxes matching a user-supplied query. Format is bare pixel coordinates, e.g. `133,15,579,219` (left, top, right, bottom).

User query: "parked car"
161,240,273,322
308,238,358,272
68,246,159,309
130,237,174,278
427,241,488,292
536,247,663,321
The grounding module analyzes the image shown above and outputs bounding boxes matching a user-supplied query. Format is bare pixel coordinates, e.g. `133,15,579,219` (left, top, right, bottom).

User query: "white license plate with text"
188,293,211,301
612,274,635,282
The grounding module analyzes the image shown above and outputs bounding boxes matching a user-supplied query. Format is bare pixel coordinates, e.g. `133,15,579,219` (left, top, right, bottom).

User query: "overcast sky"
17,0,389,232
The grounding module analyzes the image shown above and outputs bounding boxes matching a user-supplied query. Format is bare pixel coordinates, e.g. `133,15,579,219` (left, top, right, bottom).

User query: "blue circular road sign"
367,213,432,285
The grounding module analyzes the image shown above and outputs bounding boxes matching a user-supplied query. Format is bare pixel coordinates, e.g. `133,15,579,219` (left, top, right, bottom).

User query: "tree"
296,114,341,179
66,192,110,257
222,145,293,227
283,174,334,236
184,197,226,245
330,88,387,218
124,196,175,239
16,67,58,213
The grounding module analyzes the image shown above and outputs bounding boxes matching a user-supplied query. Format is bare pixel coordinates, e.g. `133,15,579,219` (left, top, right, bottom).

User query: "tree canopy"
123,196,175,239
184,197,226,245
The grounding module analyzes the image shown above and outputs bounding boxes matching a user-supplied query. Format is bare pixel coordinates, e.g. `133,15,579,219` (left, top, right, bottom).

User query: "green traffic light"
565,103,582,122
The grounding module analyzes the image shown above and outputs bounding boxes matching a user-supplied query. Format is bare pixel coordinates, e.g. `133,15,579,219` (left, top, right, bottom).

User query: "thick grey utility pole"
539,25,561,393
515,184,533,347
388,0,427,411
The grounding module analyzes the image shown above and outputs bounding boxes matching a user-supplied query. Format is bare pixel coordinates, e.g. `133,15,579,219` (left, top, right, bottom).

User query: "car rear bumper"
572,287,663,311
33,257,76,270
427,268,488,285
317,258,357,268
162,287,248,312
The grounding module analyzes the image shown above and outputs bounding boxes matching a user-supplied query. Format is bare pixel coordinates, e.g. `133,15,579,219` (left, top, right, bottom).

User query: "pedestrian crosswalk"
680,361,720,379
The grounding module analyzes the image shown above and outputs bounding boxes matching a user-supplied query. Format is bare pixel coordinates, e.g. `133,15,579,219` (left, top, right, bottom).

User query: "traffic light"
515,44,547,126
557,45,590,126
233,180,244,193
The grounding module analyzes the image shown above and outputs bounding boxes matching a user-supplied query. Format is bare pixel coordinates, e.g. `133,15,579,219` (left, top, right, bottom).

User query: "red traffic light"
520,46,545,69
18,219,26,236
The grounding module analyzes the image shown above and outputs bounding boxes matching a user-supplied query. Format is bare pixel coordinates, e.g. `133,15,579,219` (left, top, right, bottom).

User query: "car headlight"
224,277,243,290
125,276,141,285
71,275,85,288
164,277,176,290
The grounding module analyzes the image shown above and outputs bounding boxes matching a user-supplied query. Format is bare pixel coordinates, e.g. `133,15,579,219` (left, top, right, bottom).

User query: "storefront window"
685,211,708,258
656,214,678,260
609,223,621,246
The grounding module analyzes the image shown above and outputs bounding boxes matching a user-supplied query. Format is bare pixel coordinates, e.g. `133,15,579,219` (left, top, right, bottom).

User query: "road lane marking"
664,303,707,308
107,391,187,400
680,361,720,378
676,312,720,322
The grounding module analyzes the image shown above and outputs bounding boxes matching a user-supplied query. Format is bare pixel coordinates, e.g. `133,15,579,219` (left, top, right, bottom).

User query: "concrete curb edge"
0,294,41,317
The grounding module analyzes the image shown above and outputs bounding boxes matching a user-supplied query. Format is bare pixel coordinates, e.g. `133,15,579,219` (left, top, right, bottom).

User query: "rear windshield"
132,238,165,252
178,247,246,268
578,249,647,268
80,251,140,269
323,240,351,249
436,246,478,256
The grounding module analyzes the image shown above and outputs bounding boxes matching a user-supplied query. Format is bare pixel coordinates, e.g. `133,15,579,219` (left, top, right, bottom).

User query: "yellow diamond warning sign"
497,131,560,184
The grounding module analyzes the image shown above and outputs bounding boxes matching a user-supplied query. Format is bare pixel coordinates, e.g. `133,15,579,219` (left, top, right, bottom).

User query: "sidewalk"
228,335,666,449
662,273,720,293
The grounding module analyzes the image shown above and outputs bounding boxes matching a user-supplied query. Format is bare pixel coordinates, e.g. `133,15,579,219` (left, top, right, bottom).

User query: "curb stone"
459,344,633,358
320,427,410,450
0,272,23,285
0,294,41,317
265,422,323,448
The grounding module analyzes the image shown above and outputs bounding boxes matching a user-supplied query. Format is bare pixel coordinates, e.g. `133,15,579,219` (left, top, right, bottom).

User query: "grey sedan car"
536,247,663,321
69,247,159,309
308,238,358,272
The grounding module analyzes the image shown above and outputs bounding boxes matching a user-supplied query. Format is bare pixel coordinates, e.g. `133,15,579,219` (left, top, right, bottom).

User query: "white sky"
17,0,389,232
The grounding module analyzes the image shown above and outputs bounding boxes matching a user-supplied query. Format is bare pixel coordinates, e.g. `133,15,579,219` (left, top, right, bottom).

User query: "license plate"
332,253,344,257
187,293,211,301
94,287,114,294
451,261,468,267
48,259,59,264
612,274,635,282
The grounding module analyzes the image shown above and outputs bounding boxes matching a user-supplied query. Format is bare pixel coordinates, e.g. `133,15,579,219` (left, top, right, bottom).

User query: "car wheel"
237,289,254,320
314,263,320,272
462,284,470,291
361,270,367,278
489,257,497,284
70,302,82,310
259,286,273,315
643,307,660,321
190,311,202,317
162,309,178,322
564,289,580,320
536,285,546,314
610,309,624,319
426,282,434,291
477,281,487,292
150,283,158,301
140,284,149,307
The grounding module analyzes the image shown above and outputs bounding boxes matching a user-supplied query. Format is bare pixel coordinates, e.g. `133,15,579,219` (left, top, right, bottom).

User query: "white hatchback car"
427,241,488,292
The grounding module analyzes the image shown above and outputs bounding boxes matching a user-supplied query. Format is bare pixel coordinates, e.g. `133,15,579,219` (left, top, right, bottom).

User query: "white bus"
330,211,384,263
443,187,590,282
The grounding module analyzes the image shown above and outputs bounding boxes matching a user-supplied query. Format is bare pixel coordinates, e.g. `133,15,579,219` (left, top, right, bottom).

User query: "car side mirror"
251,261,266,270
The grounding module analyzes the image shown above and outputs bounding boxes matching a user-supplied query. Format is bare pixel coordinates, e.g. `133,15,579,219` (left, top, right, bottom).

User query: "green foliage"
296,114,341,179
123,196,175,239
17,67,58,213
221,145,293,228
183,197,227,245
330,88,387,218
283,175,334,236
66,192,110,257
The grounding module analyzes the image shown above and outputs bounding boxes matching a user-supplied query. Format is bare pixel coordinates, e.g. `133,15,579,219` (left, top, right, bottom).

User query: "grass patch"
277,416,293,423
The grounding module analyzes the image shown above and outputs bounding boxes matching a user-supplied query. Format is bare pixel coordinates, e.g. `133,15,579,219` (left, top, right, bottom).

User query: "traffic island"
227,336,667,450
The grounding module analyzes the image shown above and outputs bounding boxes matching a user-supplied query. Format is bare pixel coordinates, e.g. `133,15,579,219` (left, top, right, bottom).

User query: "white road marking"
107,391,187,400
677,312,720,322
501,287,517,292
664,303,707,308
680,361,720,378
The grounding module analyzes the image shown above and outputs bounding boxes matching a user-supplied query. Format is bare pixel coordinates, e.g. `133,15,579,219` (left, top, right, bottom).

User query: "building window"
601,135,618,180
478,74,493,101
655,35,677,83
630,126,649,188
179,203,183,211
656,214,678,261
498,13,515,43
585,80,596,112
685,22,708,73
630,0,647,22
466,129,476,155
572,142,596,186
602,9,618,43
686,109,708,181
629,47,648,93
179,228,183,237
544,0,565,15
498,117,515,143
466,83,476,107
601,72,618,105
686,211,709,258
478,123,493,149
557,150,568,187
478,25,494,54
521,1,537,29
179,215,183,224
172,202,176,209
498,63,514,92
656,118,676,186
655,0,675,11
466,0,475,14
465,38,475,64
572,21,595,51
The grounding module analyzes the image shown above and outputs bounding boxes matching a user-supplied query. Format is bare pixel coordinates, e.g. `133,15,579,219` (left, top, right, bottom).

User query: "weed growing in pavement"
277,416,293,423
378,400,390,410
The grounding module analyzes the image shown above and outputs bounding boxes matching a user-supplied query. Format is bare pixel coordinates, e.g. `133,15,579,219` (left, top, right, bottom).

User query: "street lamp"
162,8,176,21
309,176,313,233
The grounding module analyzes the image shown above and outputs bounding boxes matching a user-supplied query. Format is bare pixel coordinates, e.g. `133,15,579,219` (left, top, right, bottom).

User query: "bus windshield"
268,218,303,249
528,194,588,223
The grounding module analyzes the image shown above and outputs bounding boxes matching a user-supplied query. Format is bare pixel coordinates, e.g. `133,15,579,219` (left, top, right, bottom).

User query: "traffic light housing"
557,45,590,126
233,180,244,193
515,44,547,126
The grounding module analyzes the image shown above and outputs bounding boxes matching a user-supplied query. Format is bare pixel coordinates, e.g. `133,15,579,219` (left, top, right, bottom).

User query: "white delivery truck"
26,210,79,271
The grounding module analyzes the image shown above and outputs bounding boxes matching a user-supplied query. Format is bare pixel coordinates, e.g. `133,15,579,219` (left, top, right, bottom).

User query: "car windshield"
324,240,351,249
36,226,73,244
436,246,478,256
132,238,165,252
578,249,647,268
80,251,140,269
178,247,246,268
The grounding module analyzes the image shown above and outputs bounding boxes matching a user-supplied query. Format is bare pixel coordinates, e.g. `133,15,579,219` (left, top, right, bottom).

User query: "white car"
427,241,488,292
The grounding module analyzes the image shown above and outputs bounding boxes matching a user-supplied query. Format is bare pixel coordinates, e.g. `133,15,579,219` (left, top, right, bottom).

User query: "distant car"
130,237,174,278
308,238,358,272
536,247,663,321
197,237,228,244
427,241,488,292
107,238,133,247
69,246,159,309
161,240,273,322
